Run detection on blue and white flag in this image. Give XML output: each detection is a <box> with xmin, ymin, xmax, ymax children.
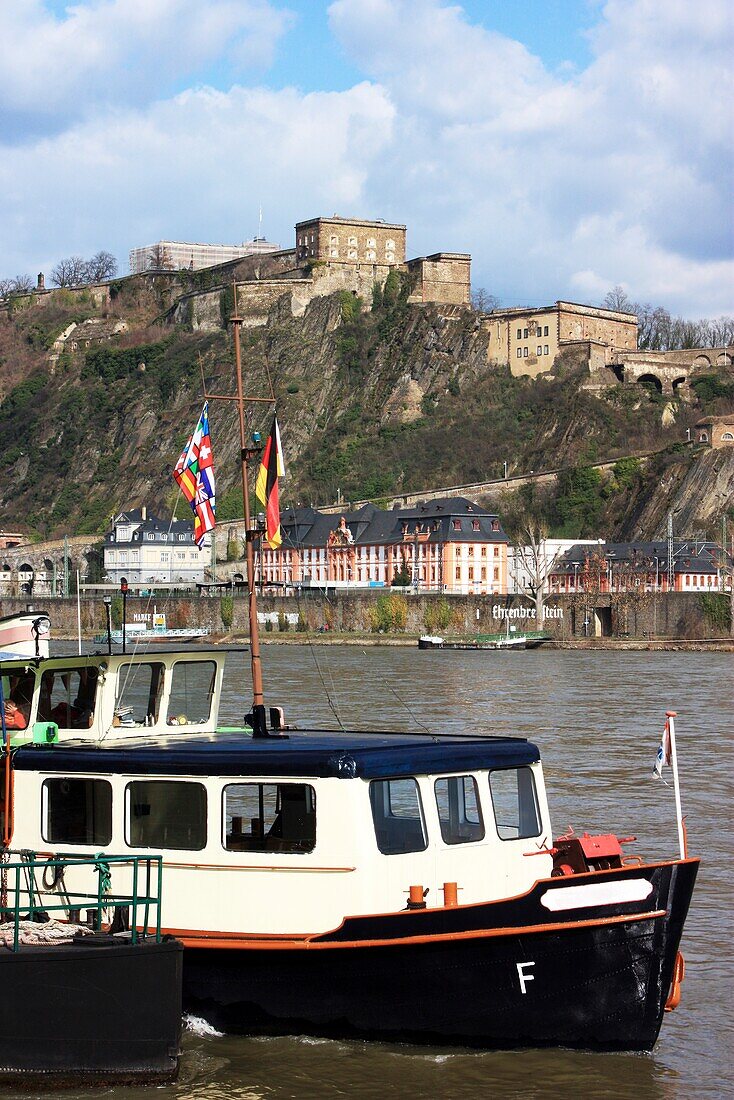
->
<box><xmin>653</xmin><ymin>719</ymin><xmax>672</xmax><ymax>781</ymax></box>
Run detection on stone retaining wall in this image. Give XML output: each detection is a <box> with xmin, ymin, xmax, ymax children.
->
<box><xmin>1</xmin><ymin>591</ymin><xmax>728</xmax><ymax>641</ymax></box>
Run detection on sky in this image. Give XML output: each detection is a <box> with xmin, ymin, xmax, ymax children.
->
<box><xmin>1</xmin><ymin>0</ymin><xmax>732</xmax><ymax>316</ymax></box>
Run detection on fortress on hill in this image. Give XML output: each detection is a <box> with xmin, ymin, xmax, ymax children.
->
<box><xmin>6</xmin><ymin>213</ymin><xmax>732</xmax><ymax>398</ymax></box>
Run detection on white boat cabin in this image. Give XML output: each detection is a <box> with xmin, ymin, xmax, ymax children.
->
<box><xmin>3</xmin><ymin>649</ymin><xmax>554</xmax><ymax>937</ymax></box>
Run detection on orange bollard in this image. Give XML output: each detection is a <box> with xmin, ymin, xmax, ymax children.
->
<box><xmin>443</xmin><ymin>882</ymin><xmax>458</xmax><ymax>907</ymax></box>
<box><xmin>407</xmin><ymin>884</ymin><xmax>426</xmax><ymax>909</ymax></box>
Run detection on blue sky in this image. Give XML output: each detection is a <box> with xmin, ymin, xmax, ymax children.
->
<box><xmin>1</xmin><ymin>1</ymin><xmax>732</xmax><ymax>315</ymax></box>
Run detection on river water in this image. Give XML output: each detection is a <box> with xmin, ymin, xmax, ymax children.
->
<box><xmin>16</xmin><ymin>647</ymin><xmax>733</xmax><ymax>1099</ymax></box>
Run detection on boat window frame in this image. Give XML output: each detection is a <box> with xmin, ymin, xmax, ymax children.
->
<box><xmin>124</xmin><ymin>779</ymin><xmax>208</xmax><ymax>852</ymax></box>
<box><xmin>221</xmin><ymin>781</ymin><xmax>317</xmax><ymax>855</ymax></box>
<box><xmin>114</xmin><ymin>660</ymin><xmax>166</xmax><ymax>728</ymax></box>
<box><xmin>488</xmin><ymin>765</ymin><xmax>542</xmax><ymax>841</ymax></box>
<box><xmin>165</xmin><ymin>659</ymin><xmax>217</xmax><ymax>728</ymax></box>
<box><xmin>434</xmin><ymin>773</ymin><xmax>485</xmax><ymax>845</ymax></box>
<box><xmin>41</xmin><ymin>776</ymin><xmax>113</xmax><ymax>847</ymax></box>
<box><xmin>369</xmin><ymin>776</ymin><xmax>429</xmax><ymax>856</ymax></box>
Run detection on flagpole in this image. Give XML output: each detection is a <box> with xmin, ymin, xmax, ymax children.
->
<box><xmin>231</xmin><ymin>311</ymin><xmax>267</xmax><ymax>738</ymax></box>
<box><xmin>666</xmin><ymin>710</ymin><xmax>686</xmax><ymax>859</ymax></box>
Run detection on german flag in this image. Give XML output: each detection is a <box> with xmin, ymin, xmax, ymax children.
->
<box><xmin>255</xmin><ymin>415</ymin><xmax>285</xmax><ymax>548</ymax></box>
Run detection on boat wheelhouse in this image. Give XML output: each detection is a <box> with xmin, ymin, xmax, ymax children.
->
<box><xmin>1</xmin><ymin>644</ymin><xmax>698</xmax><ymax>1050</ymax></box>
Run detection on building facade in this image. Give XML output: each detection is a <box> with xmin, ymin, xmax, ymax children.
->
<box><xmin>104</xmin><ymin>509</ymin><xmax>210</xmax><ymax>587</ymax></box>
<box><xmin>547</xmin><ymin>540</ymin><xmax>731</xmax><ymax>595</ymax></box>
<box><xmin>128</xmin><ymin>238</ymin><xmax>280</xmax><ymax>275</ymax></box>
<box><xmin>482</xmin><ymin>301</ymin><xmax>638</xmax><ymax>378</ymax></box>
<box><xmin>295</xmin><ymin>217</ymin><xmax>406</xmax><ymax>267</ymax></box>
<box><xmin>243</xmin><ymin>498</ymin><xmax>509</xmax><ymax>595</ymax></box>
<box><xmin>695</xmin><ymin>414</ymin><xmax>734</xmax><ymax>447</ymax></box>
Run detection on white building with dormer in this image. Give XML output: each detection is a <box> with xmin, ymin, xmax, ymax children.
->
<box><xmin>104</xmin><ymin>508</ymin><xmax>209</xmax><ymax>587</ymax></box>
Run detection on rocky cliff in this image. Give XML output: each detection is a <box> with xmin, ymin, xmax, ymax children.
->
<box><xmin>0</xmin><ymin>276</ymin><xmax>731</xmax><ymax>541</ymax></box>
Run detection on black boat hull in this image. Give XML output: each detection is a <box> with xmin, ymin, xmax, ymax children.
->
<box><xmin>182</xmin><ymin>860</ymin><xmax>697</xmax><ymax>1051</ymax></box>
<box><xmin>0</xmin><ymin>936</ymin><xmax>183</xmax><ymax>1085</ymax></box>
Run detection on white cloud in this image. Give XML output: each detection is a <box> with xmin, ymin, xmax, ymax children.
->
<box><xmin>327</xmin><ymin>0</ymin><xmax>734</xmax><ymax>316</ymax></box>
<box><xmin>0</xmin><ymin>0</ymin><xmax>292</xmax><ymax>140</ymax></box>
<box><xmin>0</xmin><ymin>81</ymin><xmax>394</xmax><ymax>274</ymax></box>
<box><xmin>1</xmin><ymin>0</ymin><xmax>731</xmax><ymax>317</ymax></box>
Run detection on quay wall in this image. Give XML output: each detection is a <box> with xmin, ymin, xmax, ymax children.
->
<box><xmin>1</xmin><ymin>592</ymin><xmax>729</xmax><ymax>642</ymax></box>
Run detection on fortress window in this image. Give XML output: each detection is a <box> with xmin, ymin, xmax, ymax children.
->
<box><xmin>330</xmin><ymin>235</ymin><xmax>338</xmax><ymax>244</ymax></box>
<box><xmin>517</xmin><ymin>328</ymin><xmax>521</xmax><ymax>339</ymax></box>
<box><xmin>544</xmin><ymin>345</ymin><xmax>549</xmax><ymax>355</ymax></box>
<box><xmin>348</xmin><ymin>236</ymin><xmax>357</xmax><ymax>246</ymax></box>
<box><xmin>386</xmin><ymin>239</ymin><xmax>395</xmax><ymax>249</ymax></box>
<box><xmin>537</xmin><ymin>346</ymin><xmax>542</xmax><ymax>355</ymax></box>
<box><xmin>544</xmin><ymin>325</ymin><xmax>549</xmax><ymax>336</ymax></box>
<box><xmin>348</xmin><ymin>249</ymin><xmax>357</xmax><ymax>259</ymax></box>
<box><xmin>366</xmin><ymin>250</ymin><xmax>376</xmax><ymax>261</ymax></box>
<box><xmin>523</xmin><ymin>347</ymin><xmax>529</xmax><ymax>357</ymax></box>
<box><xmin>517</xmin><ymin>348</ymin><xmax>522</xmax><ymax>358</ymax></box>
<box><xmin>330</xmin><ymin>249</ymin><xmax>338</xmax><ymax>258</ymax></box>
<box><xmin>386</xmin><ymin>251</ymin><xmax>395</xmax><ymax>262</ymax></box>
<box><xmin>367</xmin><ymin>238</ymin><xmax>376</xmax><ymax>248</ymax></box>
<box><xmin>523</xmin><ymin>328</ymin><xmax>528</xmax><ymax>338</ymax></box>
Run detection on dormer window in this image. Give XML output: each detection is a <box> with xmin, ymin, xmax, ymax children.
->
<box><xmin>472</xmin><ymin>520</ymin><xmax>480</xmax><ymax>531</ymax></box>
<box><xmin>491</xmin><ymin>519</ymin><xmax>500</xmax><ymax>532</ymax></box>
<box><xmin>452</xmin><ymin>520</ymin><xmax>461</xmax><ymax>531</ymax></box>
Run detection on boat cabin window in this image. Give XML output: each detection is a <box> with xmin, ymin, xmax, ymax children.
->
<box><xmin>369</xmin><ymin>778</ymin><xmax>428</xmax><ymax>855</ymax></box>
<box><xmin>223</xmin><ymin>783</ymin><xmax>316</xmax><ymax>853</ymax></box>
<box><xmin>42</xmin><ymin>778</ymin><xmax>112</xmax><ymax>845</ymax></box>
<box><xmin>434</xmin><ymin>775</ymin><xmax>484</xmax><ymax>844</ymax></box>
<box><xmin>39</xmin><ymin>666</ymin><xmax>99</xmax><ymax>729</ymax></box>
<box><xmin>1</xmin><ymin>671</ymin><xmax>35</xmax><ymax>730</ymax></box>
<box><xmin>166</xmin><ymin>661</ymin><xmax>216</xmax><ymax>726</ymax></box>
<box><xmin>114</xmin><ymin>662</ymin><xmax>164</xmax><ymax>727</ymax></box>
<box><xmin>126</xmin><ymin>781</ymin><xmax>207</xmax><ymax>850</ymax></box>
<box><xmin>489</xmin><ymin>767</ymin><xmax>541</xmax><ymax>840</ymax></box>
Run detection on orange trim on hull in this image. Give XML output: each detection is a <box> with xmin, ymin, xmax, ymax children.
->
<box><xmin>166</xmin><ymin>908</ymin><xmax>666</xmax><ymax>952</ymax></box>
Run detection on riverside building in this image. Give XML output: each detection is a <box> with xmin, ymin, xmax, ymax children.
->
<box><xmin>245</xmin><ymin>498</ymin><xmax>509</xmax><ymax>595</ymax></box>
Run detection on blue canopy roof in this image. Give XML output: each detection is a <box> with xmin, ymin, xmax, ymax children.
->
<box><xmin>13</xmin><ymin>730</ymin><xmax>540</xmax><ymax>779</ymax></box>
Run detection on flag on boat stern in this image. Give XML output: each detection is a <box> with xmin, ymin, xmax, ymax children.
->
<box><xmin>653</xmin><ymin>717</ymin><xmax>672</xmax><ymax>780</ymax></box>
<box><xmin>255</xmin><ymin>414</ymin><xmax>285</xmax><ymax>549</ymax></box>
<box><xmin>173</xmin><ymin>402</ymin><xmax>216</xmax><ymax>548</ymax></box>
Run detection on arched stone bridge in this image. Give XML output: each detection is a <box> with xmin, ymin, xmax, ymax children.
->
<box><xmin>614</xmin><ymin>347</ymin><xmax>733</xmax><ymax>396</ymax></box>
<box><xmin>0</xmin><ymin>535</ymin><xmax>101</xmax><ymax>597</ymax></box>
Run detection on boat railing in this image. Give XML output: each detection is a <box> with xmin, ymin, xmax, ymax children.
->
<box><xmin>0</xmin><ymin>851</ymin><xmax>163</xmax><ymax>951</ymax></box>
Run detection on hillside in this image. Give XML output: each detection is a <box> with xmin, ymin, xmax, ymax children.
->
<box><xmin>0</xmin><ymin>276</ymin><xmax>732</xmax><ymax>542</ymax></box>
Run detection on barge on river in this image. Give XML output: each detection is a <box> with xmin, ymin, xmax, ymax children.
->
<box><xmin>0</xmin><ymin>850</ymin><xmax>182</xmax><ymax>1085</ymax></box>
<box><xmin>0</xmin><ymin>640</ymin><xmax>697</xmax><ymax>1051</ymax></box>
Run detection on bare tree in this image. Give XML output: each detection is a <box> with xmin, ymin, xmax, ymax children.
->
<box><xmin>51</xmin><ymin>255</ymin><xmax>88</xmax><ymax>287</ymax></box>
<box><xmin>509</xmin><ymin>522</ymin><xmax>562</xmax><ymax>627</ymax></box>
<box><xmin>602</xmin><ymin>285</ymin><xmax>633</xmax><ymax>312</ymax></box>
<box><xmin>471</xmin><ymin>287</ymin><xmax>501</xmax><ymax>313</ymax></box>
<box><xmin>84</xmin><ymin>250</ymin><xmax>118</xmax><ymax>282</ymax></box>
<box><xmin>2</xmin><ymin>274</ymin><xmax>34</xmax><ymax>295</ymax></box>
<box><xmin>147</xmin><ymin>243</ymin><xmax>174</xmax><ymax>271</ymax></box>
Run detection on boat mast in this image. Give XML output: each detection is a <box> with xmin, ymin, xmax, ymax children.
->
<box><xmin>230</xmin><ymin>311</ymin><xmax>268</xmax><ymax>738</ymax></box>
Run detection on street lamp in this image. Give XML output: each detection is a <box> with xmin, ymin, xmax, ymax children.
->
<box><xmin>503</xmin><ymin>460</ymin><xmax>508</xmax><ymax>480</ymax></box>
<box><xmin>120</xmin><ymin>577</ymin><xmax>128</xmax><ymax>654</ymax></box>
<box><xmin>103</xmin><ymin>595</ymin><xmax>112</xmax><ymax>655</ymax></box>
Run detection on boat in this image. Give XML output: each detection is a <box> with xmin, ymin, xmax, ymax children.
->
<box><xmin>0</xmin><ymin>312</ymin><xmax>698</xmax><ymax>1052</ymax></box>
<box><xmin>93</xmin><ymin>609</ymin><xmax>209</xmax><ymax>646</ymax></box>
<box><xmin>0</xmin><ymin>609</ymin><xmax>51</xmax><ymax>659</ymax></box>
<box><xmin>0</xmin><ymin>850</ymin><xmax>182</xmax><ymax>1085</ymax></box>
<box><xmin>418</xmin><ymin>630</ymin><xmax>550</xmax><ymax>650</ymax></box>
